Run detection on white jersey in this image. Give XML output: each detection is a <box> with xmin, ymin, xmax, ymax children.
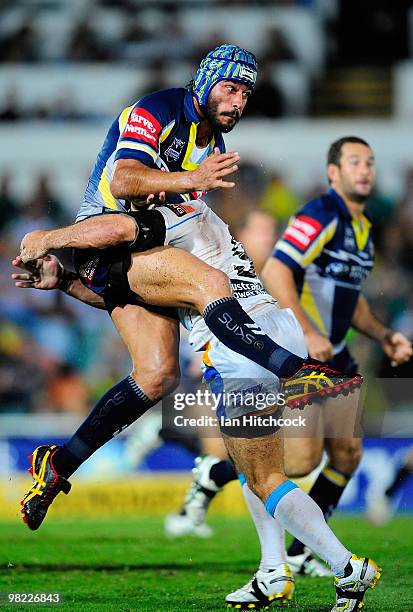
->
<box><xmin>155</xmin><ymin>199</ymin><xmax>277</xmax><ymax>351</ymax></box>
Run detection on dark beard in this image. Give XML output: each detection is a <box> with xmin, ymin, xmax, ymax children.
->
<box><xmin>348</xmin><ymin>191</ymin><xmax>369</xmax><ymax>204</ymax></box>
<box><xmin>205</xmin><ymin>98</ymin><xmax>240</xmax><ymax>133</ymax></box>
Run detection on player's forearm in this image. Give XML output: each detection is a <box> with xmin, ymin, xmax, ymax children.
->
<box><xmin>44</xmin><ymin>215</ymin><xmax>137</xmax><ymax>251</ymax></box>
<box><xmin>110</xmin><ymin>161</ymin><xmax>194</xmax><ymax>199</ymax></box>
<box><xmin>59</xmin><ymin>277</ymin><xmax>106</xmax><ymax>309</ymax></box>
<box><xmin>351</xmin><ymin>294</ymin><xmax>391</xmax><ymax>342</ymax></box>
<box><xmin>261</xmin><ymin>258</ymin><xmax>316</xmax><ymax>335</ymax></box>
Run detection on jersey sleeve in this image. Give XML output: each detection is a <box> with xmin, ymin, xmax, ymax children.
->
<box><xmin>272</xmin><ymin>201</ymin><xmax>338</xmax><ymax>272</ymax></box>
<box><xmin>114</xmin><ymin>93</ymin><xmax>173</xmax><ymax>168</ymax></box>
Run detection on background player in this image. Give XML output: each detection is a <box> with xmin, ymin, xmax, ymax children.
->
<box><xmin>262</xmin><ymin>136</ymin><xmax>412</xmax><ymax>574</ymax></box>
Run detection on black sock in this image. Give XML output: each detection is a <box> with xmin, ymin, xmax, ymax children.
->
<box><xmin>53</xmin><ymin>376</ymin><xmax>155</xmax><ymax>478</ymax></box>
<box><xmin>203</xmin><ymin>297</ymin><xmax>303</xmax><ymax>378</ymax></box>
<box><xmin>210</xmin><ymin>459</ymin><xmax>237</xmax><ymax>488</ymax></box>
<box><xmin>385</xmin><ymin>464</ymin><xmax>413</xmax><ymax>498</ymax></box>
<box><xmin>287</xmin><ymin>464</ymin><xmax>350</xmax><ymax>557</ymax></box>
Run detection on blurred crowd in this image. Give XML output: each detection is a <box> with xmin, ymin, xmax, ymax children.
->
<box><xmin>1</xmin><ymin>0</ymin><xmax>411</xmax><ymax>121</ymax></box>
<box><xmin>1</xmin><ymin>164</ymin><xmax>413</xmax><ymax>415</ymax></box>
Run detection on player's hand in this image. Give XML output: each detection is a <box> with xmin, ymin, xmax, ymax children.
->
<box><xmin>20</xmin><ymin>230</ymin><xmax>51</xmax><ymax>263</ymax></box>
<box><xmin>382</xmin><ymin>331</ymin><xmax>413</xmax><ymax>367</ymax></box>
<box><xmin>130</xmin><ymin>191</ymin><xmax>166</xmax><ymax>209</ymax></box>
<box><xmin>11</xmin><ymin>255</ymin><xmax>62</xmax><ymax>290</ymax></box>
<box><xmin>190</xmin><ymin>147</ymin><xmax>240</xmax><ymax>191</ymax></box>
<box><xmin>130</xmin><ymin>168</ymin><xmax>167</xmax><ymax>209</ymax></box>
<box><xmin>145</xmin><ymin>191</ymin><xmax>166</xmax><ymax>206</ymax></box>
<box><xmin>304</xmin><ymin>329</ymin><xmax>334</xmax><ymax>362</ymax></box>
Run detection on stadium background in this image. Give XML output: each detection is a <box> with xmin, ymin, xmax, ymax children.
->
<box><xmin>0</xmin><ymin>0</ymin><xmax>412</xmax><ymax>528</ymax></box>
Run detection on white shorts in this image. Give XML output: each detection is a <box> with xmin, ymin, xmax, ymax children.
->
<box><xmin>201</xmin><ymin>304</ymin><xmax>308</xmax><ymax>419</ymax></box>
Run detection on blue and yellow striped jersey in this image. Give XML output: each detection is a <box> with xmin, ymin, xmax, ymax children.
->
<box><xmin>76</xmin><ymin>88</ymin><xmax>225</xmax><ymax>221</ymax></box>
<box><xmin>272</xmin><ymin>188</ymin><xmax>374</xmax><ymax>351</ymax></box>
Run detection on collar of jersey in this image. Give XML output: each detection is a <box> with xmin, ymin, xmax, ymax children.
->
<box><xmin>327</xmin><ymin>187</ymin><xmax>373</xmax><ymax>223</ymax></box>
<box><xmin>184</xmin><ymin>89</ymin><xmax>201</xmax><ymax>124</ymax></box>
<box><xmin>326</xmin><ymin>188</ymin><xmax>354</xmax><ymax>220</ymax></box>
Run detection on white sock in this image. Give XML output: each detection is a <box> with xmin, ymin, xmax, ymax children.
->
<box><xmin>242</xmin><ymin>484</ymin><xmax>286</xmax><ymax>571</ymax></box>
<box><xmin>267</xmin><ymin>482</ymin><xmax>351</xmax><ymax>576</ymax></box>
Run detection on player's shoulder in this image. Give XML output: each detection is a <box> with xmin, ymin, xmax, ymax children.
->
<box><xmin>296</xmin><ymin>193</ymin><xmax>339</xmax><ymax>226</ymax></box>
<box><xmin>134</xmin><ymin>87</ymin><xmax>186</xmax><ymax>115</ymax></box>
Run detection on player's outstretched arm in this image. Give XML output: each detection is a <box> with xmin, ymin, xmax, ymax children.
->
<box><xmin>352</xmin><ymin>294</ymin><xmax>412</xmax><ymax>366</ymax></box>
<box><xmin>19</xmin><ymin>214</ymin><xmax>138</xmax><ymax>263</ymax></box>
<box><xmin>12</xmin><ymin>255</ymin><xmax>106</xmax><ymax>309</ymax></box>
<box><xmin>110</xmin><ymin>148</ymin><xmax>239</xmax><ymax>199</ymax></box>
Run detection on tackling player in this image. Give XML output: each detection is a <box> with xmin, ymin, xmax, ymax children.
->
<box><xmin>19</xmin><ymin>46</ymin><xmax>359</xmax><ymax>411</ymax></box>
<box><xmin>14</xmin><ymin>193</ymin><xmax>382</xmax><ymax>611</ymax></box>
<box><xmin>14</xmin><ymin>47</ymin><xmax>373</xmax><ymax>609</ymax></box>
<box><xmin>17</xmin><ymin>46</ymin><xmax>362</xmax><ymax>526</ymax></box>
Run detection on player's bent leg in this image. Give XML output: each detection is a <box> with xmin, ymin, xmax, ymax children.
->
<box><xmin>126</xmin><ymin>247</ymin><xmax>362</xmax><ymax>405</ymax></box>
<box><xmin>128</xmin><ymin>246</ymin><xmax>230</xmax><ymax>311</ymax></box>
<box><xmin>21</xmin><ymin>306</ymin><xmax>180</xmax><ymax>531</ymax></box>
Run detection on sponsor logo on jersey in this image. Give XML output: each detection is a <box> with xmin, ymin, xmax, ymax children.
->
<box><xmin>165</xmin><ymin>137</ymin><xmax>186</xmax><ymax>162</ymax></box>
<box><xmin>122</xmin><ymin>108</ymin><xmax>161</xmax><ymax>147</ymax></box>
<box><xmin>283</xmin><ymin>215</ymin><xmax>323</xmax><ymax>252</ymax></box>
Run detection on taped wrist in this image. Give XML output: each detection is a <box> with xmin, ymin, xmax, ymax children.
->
<box><xmin>127</xmin><ymin>209</ymin><xmax>166</xmax><ymax>252</ymax></box>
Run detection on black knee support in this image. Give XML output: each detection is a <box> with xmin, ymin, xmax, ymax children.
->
<box><xmin>127</xmin><ymin>209</ymin><xmax>166</xmax><ymax>252</ymax></box>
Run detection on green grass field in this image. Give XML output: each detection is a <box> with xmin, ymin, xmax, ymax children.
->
<box><xmin>0</xmin><ymin>515</ymin><xmax>412</xmax><ymax>611</ymax></box>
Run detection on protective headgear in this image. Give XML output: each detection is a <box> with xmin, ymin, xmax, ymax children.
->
<box><xmin>192</xmin><ymin>44</ymin><xmax>257</xmax><ymax>107</ymax></box>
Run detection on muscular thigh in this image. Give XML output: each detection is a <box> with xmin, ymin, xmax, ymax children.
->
<box><xmin>127</xmin><ymin>246</ymin><xmax>230</xmax><ymax>310</ymax></box>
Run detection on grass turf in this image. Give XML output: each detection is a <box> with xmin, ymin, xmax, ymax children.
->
<box><xmin>0</xmin><ymin>515</ymin><xmax>412</xmax><ymax>611</ymax></box>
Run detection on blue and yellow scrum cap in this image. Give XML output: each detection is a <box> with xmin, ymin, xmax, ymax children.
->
<box><xmin>193</xmin><ymin>44</ymin><xmax>257</xmax><ymax>107</ymax></box>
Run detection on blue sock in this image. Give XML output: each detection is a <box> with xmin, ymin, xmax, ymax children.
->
<box><xmin>203</xmin><ymin>297</ymin><xmax>303</xmax><ymax>377</ymax></box>
<box><xmin>264</xmin><ymin>480</ymin><xmax>299</xmax><ymax>516</ymax></box>
<box><xmin>53</xmin><ymin>376</ymin><xmax>154</xmax><ymax>478</ymax></box>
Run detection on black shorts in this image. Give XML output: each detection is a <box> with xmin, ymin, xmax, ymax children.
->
<box><xmin>72</xmin><ymin>209</ymin><xmax>174</xmax><ymax>318</ymax></box>
<box><xmin>73</xmin><ymin>245</ymin><xmax>134</xmax><ymax>313</ymax></box>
